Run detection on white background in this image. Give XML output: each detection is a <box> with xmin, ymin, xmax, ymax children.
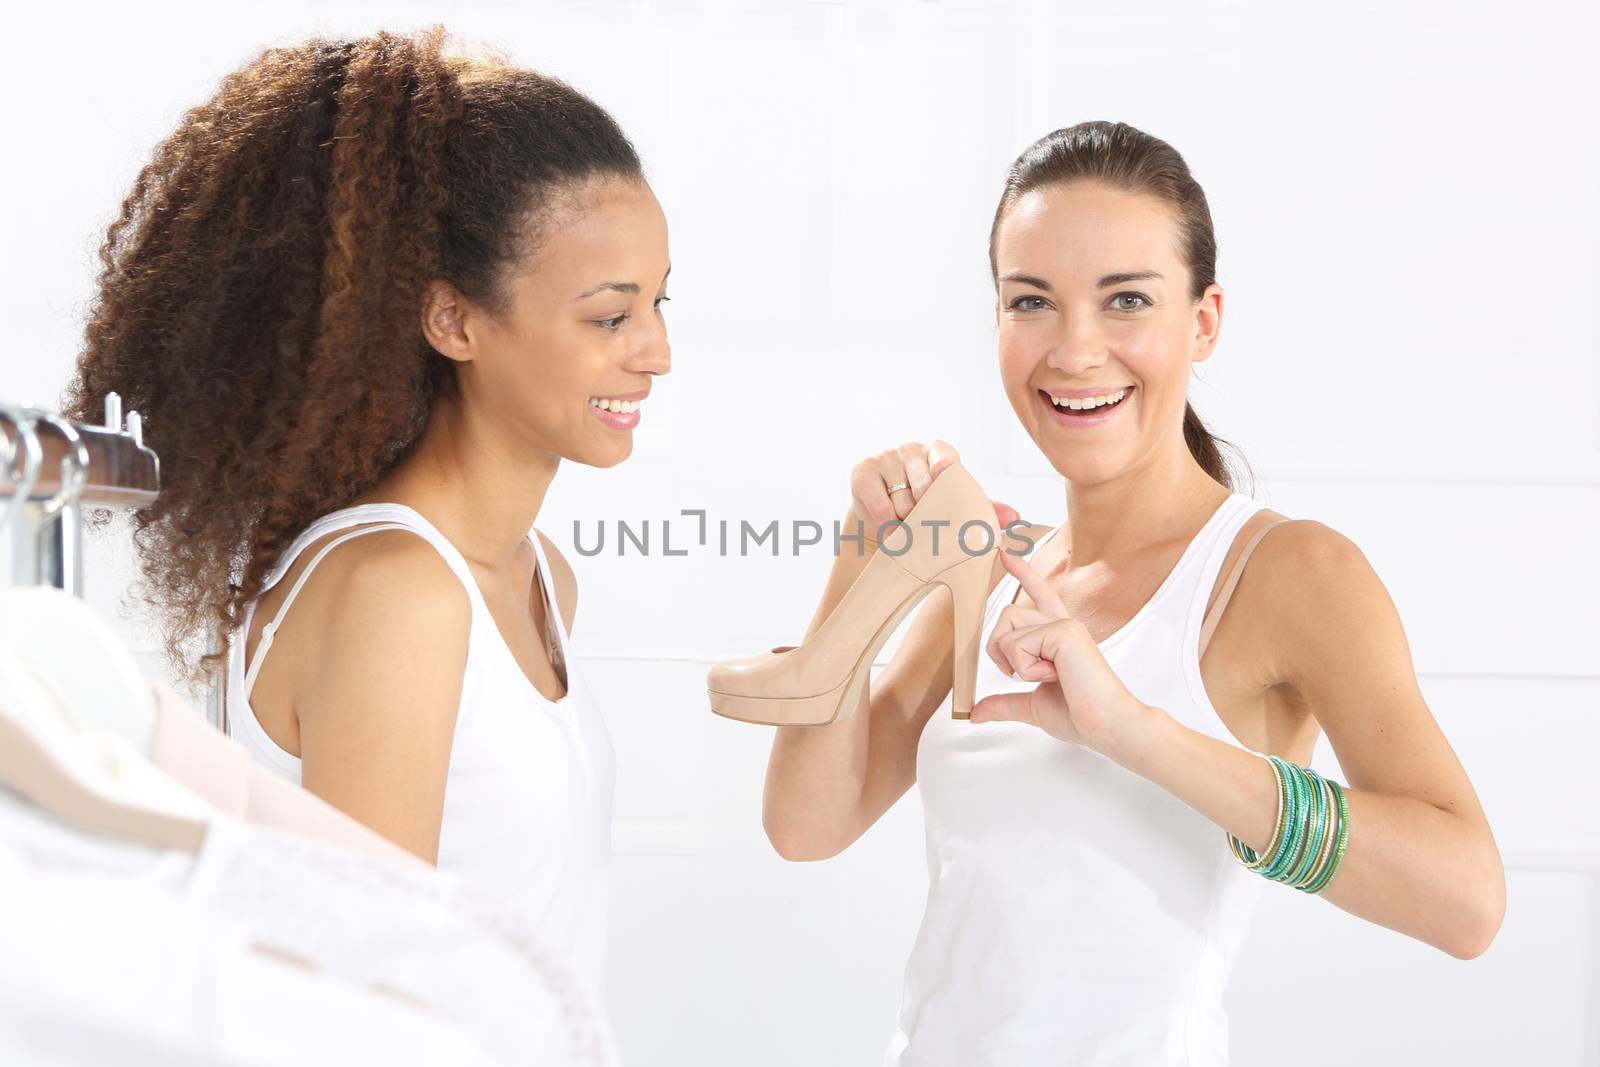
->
<box><xmin>4</xmin><ymin>1</ymin><xmax>1598</xmax><ymax>1063</ymax></box>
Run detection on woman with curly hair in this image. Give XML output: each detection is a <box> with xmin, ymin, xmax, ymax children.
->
<box><xmin>65</xmin><ymin>26</ymin><xmax>670</xmax><ymax>1005</ymax></box>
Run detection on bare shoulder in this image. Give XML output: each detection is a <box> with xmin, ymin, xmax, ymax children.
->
<box><xmin>314</xmin><ymin>527</ymin><xmax>471</xmax><ymax>613</ymax></box>
<box><xmin>533</xmin><ymin>528</ymin><xmax>578</xmax><ymax>633</ymax></box>
<box><xmin>289</xmin><ymin>528</ymin><xmax>472</xmax><ymax>863</ymax></box>
<box><xmin>252</xmin><ymin>524</ymin><xmax>471</xmax><ymax>665</ymax></box>
<box><xmin>1240</xmin><ymin>516</ymin><xmax>1405</xmax><ymax>682</ymax></box>
<box><xmin>1246</xmin><ymin>515</ymin><xmax>1375</xmax><ymax>591</ymax></box>
<box><xmin>308</xmin><ymin>528</ymin><xmax>473</xmax><ymax>671</ymax></box>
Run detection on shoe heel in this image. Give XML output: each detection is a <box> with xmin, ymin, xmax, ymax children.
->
<box><xmin>939</xmin><ymin>550</ymin><xmax>996</xmax><ymax>720</ymax></box>
<box><xmin>706</xmin><ymin>459</ymin><xmax>1001</xmax><ymax>729</ymax></box>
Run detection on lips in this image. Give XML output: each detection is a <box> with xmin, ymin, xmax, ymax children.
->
<box><xmin>590</xmin><ymin>401</ymin><xmax>641</xmax><ymax>430</ymax></box>
<box><xmin>1039</xmin><ymin>386</ymin><xmax>1134</xmax><ymax>427</ymax></box>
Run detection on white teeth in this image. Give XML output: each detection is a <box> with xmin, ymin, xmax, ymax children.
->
<box><xmin>590</xmin><ymin>398</ymin><xmax>640</xmax><ymax>413</ymax></box>
<box><xmin>1049</xmin><ymin>388</ymin><xmax>1128</xmax><ymax>411</ymax></box>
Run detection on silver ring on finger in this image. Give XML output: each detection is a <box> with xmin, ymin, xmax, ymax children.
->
<box><xmin>886</xmin><ymin>480</ymin><xmax>910</xmax><ymax>494</ymax></box>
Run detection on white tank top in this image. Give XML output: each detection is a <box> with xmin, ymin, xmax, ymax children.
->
<box><xmin>224</xmin><ymin>503</ymin><xmax>616</xmax><ymax>1007</ymax></box>
<box><xmin>886</xmin><ymin>491</ymin><xmax>1276</xmax><ymax>1067</ymax></box>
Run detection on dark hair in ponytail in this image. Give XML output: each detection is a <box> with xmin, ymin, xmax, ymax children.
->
<box><xmin>65</xmin><ymin>25</ymin><xmax>643</xmax><ymax>685</ymax></box>
<box><xmin>988</xmin><ymin>120</ymin><xmax>1253</xmax><ymax>494</ymax></box>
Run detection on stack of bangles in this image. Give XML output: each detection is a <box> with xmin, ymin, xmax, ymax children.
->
<box><xmin>1227</xmin><ymin>753</ymin><xmax>1351</xmax><ymax>894</ymax></box>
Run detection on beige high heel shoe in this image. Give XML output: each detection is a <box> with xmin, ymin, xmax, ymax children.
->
<box><xmin>707</xmin><ymin>461</ymin><xmax>999</xmax><ymax>727</ymax></box>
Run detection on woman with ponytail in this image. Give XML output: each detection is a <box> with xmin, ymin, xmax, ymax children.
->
<box><xmin>759</xmin><ymin>121</ymin><xmax>1503</xmax><ymax>1064</ymax></box>
<box><xmin>66</xmin><ymin>26</ymin><xmax>670</xmax><ymax>1005</ymax></box>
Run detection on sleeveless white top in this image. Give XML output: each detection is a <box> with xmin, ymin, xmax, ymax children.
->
<box><xmin>225</xmin><ymin>503</ymin><xmax>616</xmax><ymax>1006</ymax></box>
<box><xmin>885</xmin><ymin>492</ymin><xmax>1272</xmax><ymax>1066</ymax></box>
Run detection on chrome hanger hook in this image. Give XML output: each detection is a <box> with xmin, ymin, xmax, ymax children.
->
<box><xmin>0</xmin><ymin>402</ymin><xmax>43</xmax><ymax>534</ymax></box>
<box><xmin>30</xmin><ymin>410</ymin><xmax>91</xmax><ymax>519</ymax></box>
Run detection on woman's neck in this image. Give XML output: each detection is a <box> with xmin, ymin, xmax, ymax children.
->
<box><xmin>356</xmin><ymin>396</ymin><xmax>558</xmax><ymax>572</ymax></box>
<box><xmin>1057</xmin><ymin>446</ymin><xmax>1228</xmax><ymax>570</ymax></box>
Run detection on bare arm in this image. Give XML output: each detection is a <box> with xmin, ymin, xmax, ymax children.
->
<box><xmin>295</xmin><ymin>535</ymin><xmax>472</xmax><ymax>865</ymax></box>
<box><xmin>762</xmin><ymin>449</ymin><xmax>1021</xmax><ymax>861</ymax></box>
<box><xmin>1104</xmin><ymin>521</ymin><xmax>1506</xmax><ymax>958</ymax></box>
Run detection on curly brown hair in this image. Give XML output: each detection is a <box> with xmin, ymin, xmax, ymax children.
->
<box><xmin>65</xmin><ymin>25</ymin><xmax>643</xmax><ymax>688</ymax></box>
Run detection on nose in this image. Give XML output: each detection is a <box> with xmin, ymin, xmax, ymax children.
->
<box><xmin>628</xmin><ymin>314</ymin><xmax>671</xmax><ymax>376</ymax></box>
<box><xmin>1044</xmin><ymin>309</ymin><xmax>1108</xmax><ymax>376</ymax></box>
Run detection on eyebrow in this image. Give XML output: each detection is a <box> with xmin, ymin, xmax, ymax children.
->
<box><xmin>998</xmin><ymin>271</ymin><xmax>1052</xmax><ymax>291</ymax></box>
<box><xmin>576</xmin><ymin>281</ymin><xmax>640</xmax><ymax>299</ymax></box>
<box><xmin>575</xmin><ymin>265</ymin><xmax>672</xmax><ymax>301</ymax></box>
<box><xmin>997</xmin><ymin>269</ymin><xmax>1165</xmax><ymax>291</ymax></box>
<box><xmin>1097</xmin><ymin>270</ymin><xmax>1163</xmax><ymax>287</ymax></box>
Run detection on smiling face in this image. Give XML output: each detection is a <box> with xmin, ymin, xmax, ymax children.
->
<box><xmin>427</xmin><ymin>175</ymin><xmax>672</xmax><ymax>468</ymax></box>
<box><xmin>992</xmin><ymin>179</ymin><xmax>1221</xmax><ymax>484</ymax></box>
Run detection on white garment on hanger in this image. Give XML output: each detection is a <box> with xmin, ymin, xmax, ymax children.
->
<box><xmin>0</xmin><ymin>787</ymin><xmax>623</xmax><ymax>1067</ymax></box>
<box><xmin>0</xmin><ymin>788</ymin><xmax>493</xmax><ymax>1066</ymax></box>
<box><xmin>0</xmin><ymin>581</ymin><xmax>622</xmax><ymax>1067</ymax></box>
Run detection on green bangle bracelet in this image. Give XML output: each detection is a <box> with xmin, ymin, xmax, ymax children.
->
<box><xmin>1273</xmin><ymin>761</ymin><xmax>1315</xmax><ymax>884</ymax></box>
<box><xmin>1228</xmin><ymin>755</ymin><xmax>1354</xmax><ymax>897</ymax></box>
<box><xmin>1302</xmin><ymin>778</ymin><xmax>1351</xmax><ymax>894</ymax></box>
<box><xmin>1292</xmin><ymin>771</ymin><xmax>1337</xmax><ymax>890</ymax></box>
<box><xmin>1284</xmin><ymin>765</ymin><xmax>1330</xmax><ymax>887</ymax></box>
<box><xmin>1230</xmin><ymin>753</ymin><xmax>1289</xmax><ymax>870</ymax></box>
<box><xmin>1261</xmin><ymin>756</ymin><xmax>1309</xmax><ymax>881</ymax></box>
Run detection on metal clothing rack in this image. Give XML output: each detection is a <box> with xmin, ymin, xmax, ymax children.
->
<box><xmin>0</xmin><ymin>393</ymin><xmax>159</xmax><ymax>595</ymax></box>
<box><xmin>0</xmin><ymin>395</ymin><xmax>223</xmax><ymax>727</ymax></box>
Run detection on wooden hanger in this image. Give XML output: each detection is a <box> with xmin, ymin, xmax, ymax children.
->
<box><xmin>0</xmin><ymin>708</ymin><xmax>205</xmax><ymax>854</ymax></box>
<box><xmin>0</xmin><ymin>602</ymin><xmax>210</xmax><ymax>855</ymax></box>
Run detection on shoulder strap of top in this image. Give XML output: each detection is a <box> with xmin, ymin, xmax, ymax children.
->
<box><xmin>526</xmin><ymin>530</ymin><xmax>571</xmax><ymax>685</ymax></box>
<box><xmin>242</xmin><ymin>505</ymin><xmax>488</xmax><ymax>702</ymax></box>
<box><xmin>526</xmin><ymin>534</ymin><xmax>563</xmax><ymax>640</ymax></box>
<box><xmin>243</xmin><ymin>522</ymin><xmax>418</xmax><ymax>700</ymax></box>
<box><xmin>1198</xmin><ymin>516</ymin><xmax>1299</xmax><ymax>658</ymax></box>
<box><xmin>998</xmin><ymin>522</ymin><xmax>1063</xmax><ymax>610</ymax></box>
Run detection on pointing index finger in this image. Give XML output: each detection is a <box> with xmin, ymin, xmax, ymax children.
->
<box><xmin>1000</xmin><ymin>547</ymin><xmax>1069</xmax><ymax>618</ymax></box>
